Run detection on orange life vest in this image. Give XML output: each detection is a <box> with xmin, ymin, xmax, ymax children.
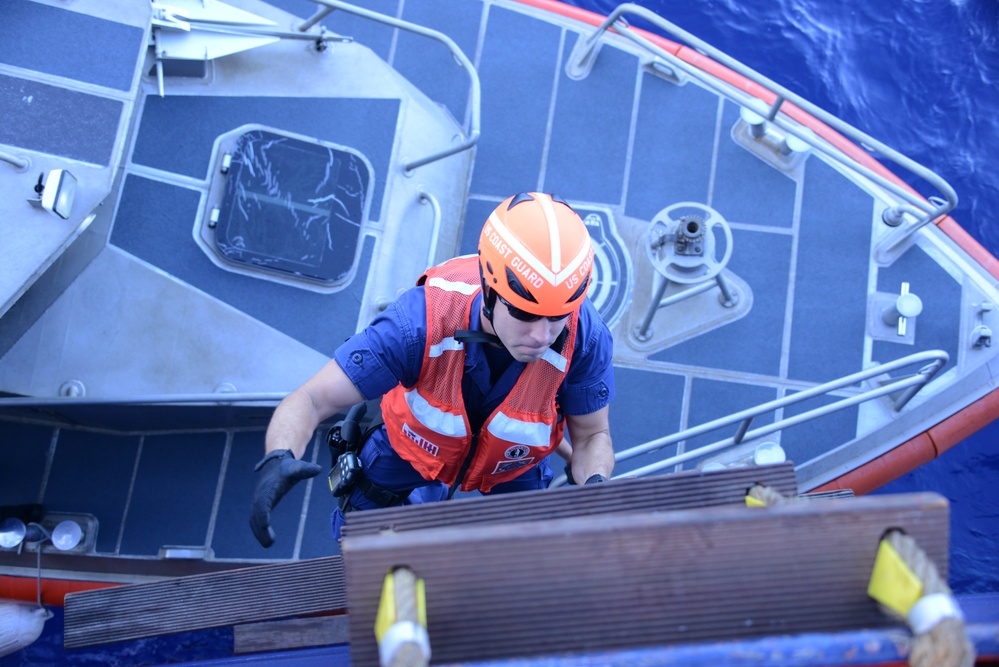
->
<box><xmin>380</xmin><ymin>256</ymin><xmax>578</xmax><ymax>493</ymax></box>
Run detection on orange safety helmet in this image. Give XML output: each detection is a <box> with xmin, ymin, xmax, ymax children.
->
<box><xmin>478</xmin><ymin>192</ymin><xmax>594</xmax><ymax>319</ymax></box>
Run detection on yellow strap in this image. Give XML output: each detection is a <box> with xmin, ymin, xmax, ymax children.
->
<box><xmin>375</xmin><ymin>570</ymin><xmax>396</xmax><ymax>642</ymax></box>
<box><xmin>745</xmin><ymin>494</ymin><xmax>767</xmax><ymax>508</ymax></box>
<box><xmin>375</xmin><ymin>569</ymin><xmax>428</xmax><ymax>641</ymax></box>
<box><xmin>868</xmin><ymin>538</ymin><xmax>923</xmax><ymax>617</ymax></box>
<box><xmin>416</xmin><ymin>576</ymin><xmax>427</xmax><ymax>628</ymax></box>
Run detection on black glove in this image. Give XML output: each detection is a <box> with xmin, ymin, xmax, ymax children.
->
<box><xmin>565</xmin><ymin>469</ymin><xmax>607</xmax><ymax>485</ymax></box>
<box><xmin>250</xmin><ymin>449</ymin><xmax>321</xmax><ymax>547</ymax></box>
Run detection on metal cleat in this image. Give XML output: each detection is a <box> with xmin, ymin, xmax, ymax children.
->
<box><xmin>881</xmin><ymin>282</ymin><xmax>923</xmax><ymax>337</ymax></box>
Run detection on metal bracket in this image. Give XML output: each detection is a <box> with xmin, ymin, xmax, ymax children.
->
<box><xmin>971</xmin><ymin>301</ymin><xmax>993</xmax><ymax>348</ymax></box>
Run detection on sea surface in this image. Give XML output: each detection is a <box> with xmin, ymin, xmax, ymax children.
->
<box><xmin>568</xmin><ymin>0</ymin><xmax>999</xmax><ymax>595</ymax></box>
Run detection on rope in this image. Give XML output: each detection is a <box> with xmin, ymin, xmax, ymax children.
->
<box><xmin>388</xmin><ymin>640</ymin><xmax>427</xmax><ymax>667</ymax></box>
<box><xmin>881</xmin><ymin>531</ymin><xmax>975</xmax><ymax>667</ymax></box>
<box><xmin>746</xmin><ymin>485</ymin><xmax>975</xmax><ymax>667</ymax></box>
<box><xmin>746</xmin><ymin>483</ymin><xmax>794</xmax><ymax>507</ymax></box>
<box><xmin>389</xmin><ymin>568</ymin><xmax>427</xmax><ymax>667</ymax></box>
<box><xmin>375</xmin><ymin>567</ymin><xmax>430</xmax><ymax>667</ymax></box>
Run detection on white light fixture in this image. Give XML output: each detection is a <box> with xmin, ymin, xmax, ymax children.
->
<box><xmin>0</xmin><ymin>518</ymin><xmax>25</xmax><ymax>549</ymax></box>
<box><xmin>51</xmin><ymin>521</ymin><xmax>84</xmax><ymax>551</ymax></box>
<box><xmin>27</xmin><ymin>169</ymin><xmax>77</xmax><ymax>219</ymax></box>
<box><xmin>0</xmin><ymin>518</ymin><xmax>83</xmax><ymax>552</ymax></box>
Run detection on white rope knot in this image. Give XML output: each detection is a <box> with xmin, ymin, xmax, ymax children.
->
<box><xmin>378</xmin><ymin>620</ymin><xmax>431</xmax><ymax>667</ymax></box>
<box><xmin>907</xmin><ymin>593</ymin><xmax>964</xmax><ymax>635</ymax></box>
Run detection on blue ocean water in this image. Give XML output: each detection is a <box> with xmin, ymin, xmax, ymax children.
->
<box><xmin>569</xmin><ymin>0</ymin><xmax>999</xmax><ymax>594</ymax></box>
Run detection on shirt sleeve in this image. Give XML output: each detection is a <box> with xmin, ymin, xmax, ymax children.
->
<box><xmin>333</xmin><ymin>286</ymin><xmax>427</xmax><ymax>399</ymax></box>
<box><xmin>559</xmin><ymin>299</ymin><xmax>615</xmax><ymax>416</ymax></box>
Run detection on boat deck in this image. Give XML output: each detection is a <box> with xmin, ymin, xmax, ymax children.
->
<box><xmin>1</xmin><ymin>0</ymin><xmax>995</xmax><ymax>577</ymax></box>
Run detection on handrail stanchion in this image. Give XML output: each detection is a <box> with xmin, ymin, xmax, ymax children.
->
<box><xmin>297</xmin><ymin>5</ymin><xmax>334</xmax><ymax>32</ymax></box>
<box><xmin>892</xmin><ymin>358</ymin><xmax>949</xmax><ymax>411</ymax></box>
<box><xmin>419</xmin><ymin>191</ymin><xmax>442</xmax><ymax>268</ymax></box>
<box><xmin>733</xmin><ymin>417</ymin><xmax>753</xmax><ymax>445</ymax></box>
<box><xmin>766</xmin><ymin>95</ymin><xmax>785</xmax><ymax>121</ymax></box>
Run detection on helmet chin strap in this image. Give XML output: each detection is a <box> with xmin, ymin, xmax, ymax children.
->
<box><xmin>467</xmin><ymin>284</ymin><xmax>502</xmax><ymax>348</ymax></box>
<box><xmin>479</xmin><ymin>268</ymin><xmax>498</xmax><ymax>324</ymax></box>
<box><xmin>454</xmin><ymin>328</ymin><xmax>502</xmax><ymax>347</ymax></box>
<box><xmin>460</xmin><ymin>268</ymin><xmax>501</xmax><ymax>347</ymax></box>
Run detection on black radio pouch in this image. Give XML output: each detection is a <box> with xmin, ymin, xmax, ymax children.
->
<box><xmin>326</xmin><ymin>402</ymin><xmax>405</xmax><ymax>508</ymax></box>
<box><xmin>326</xmin><ymin>403</ymin><xmax>368</xmax><ymax>498</ymax></box>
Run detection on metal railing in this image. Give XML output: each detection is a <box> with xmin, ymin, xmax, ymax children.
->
<box><xmin>0</xmin><ymin>150</ymin><xmax>30</xmax><ymax>171</ymax></box>
<box><xmin>298</xmin><ymin>0</ymin><xmax>481</xmax><ymax>174</ymax></box>
<box><xmin>553</xmin><ymin>349</ymin><xmax>949</xmax><ymax>485</ymax></box>
<box><xmin>566</xmin><ymin>4</ymin><xmax>957</xmax><ymax>264</ymax></box>
<box><xmin>0</xmin><ymin>355</ymin><xmax>948</xmax><ymax>481</ymax></box>
<box><xmin>419</xmin><ymin>190</ymin><xmax>443</xmax><ymax>267</ymax></box>
<box><xmin>0</xmin><ymin>392</ymin><xmax>287</xmax><ymax>408</ymax></box>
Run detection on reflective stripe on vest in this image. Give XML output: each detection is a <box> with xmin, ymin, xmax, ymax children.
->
<box><xmin>429</xmin><ymin>336</ymin><xmax>463</xmax><ymax>358</ymax></box>
<box><xmin>427</xmin><ymin>276</ymin><xmax>479</xmax><ymax>295</ymax></box>
<box><xmin>404</xmin><ymin>387</ymin><xmax>467</xmax><ymax>438</ymax></box>
<box><xmin>486</xmin><ymin>410</ymin><xmax>552</xmax><ymax>448</ymax></box>
<box><xmin>541</xmin><ymin>347</ymin><xmax>567</xmax><ymax>372</ymax></box>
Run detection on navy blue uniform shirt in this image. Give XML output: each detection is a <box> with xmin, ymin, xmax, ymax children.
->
<box><xmin>333</xmin><ymin>286</ymin><xmax>615</xmax><ymax>425</ymax></box>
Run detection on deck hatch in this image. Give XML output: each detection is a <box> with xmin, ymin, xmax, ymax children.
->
<box><xmin>211</xmin><ymin>129</ymin><xmax>372</xmax><ymax>287</ymax></box>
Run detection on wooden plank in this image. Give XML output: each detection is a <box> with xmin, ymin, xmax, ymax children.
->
<box><xmin>343</xmin><ymin>462</ymin><xmax>800</xmax><ymax>537</ymax></box>
<box><xmin>341</xmin><ymin>492</ymin><xmax>949</xmax><ymax>666</ymax></box>
<box><xmin>64</xmin><ymin>556</ymin><xmax>347</xmax><ymax>649</ymax></box>
<box><xmin>234</xmin><ymin>614</ymin><xmax>351</xmax><ymax>654</ymax></box>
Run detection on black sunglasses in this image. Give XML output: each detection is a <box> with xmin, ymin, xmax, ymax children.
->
<box><xmin>497</xmin><ymin>294</ymin><xmax>569</xmax><ymax>323</ymax></box>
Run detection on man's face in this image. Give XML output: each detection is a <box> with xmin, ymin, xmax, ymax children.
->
<box><xmin>486</xmin><ymin>295</ymin><xmax>569</xmax><ymax>363</ymax></box>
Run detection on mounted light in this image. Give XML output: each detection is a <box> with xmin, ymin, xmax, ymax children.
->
<box><xmin>0</xmin><ymin>518</ymin><xmax>26</xmax><ymax>549</ymax></box>
<box><xmin>27</xmin><ymin>169</ymin><xmax>77</xmax><ymax>219</ymax></box>
<box><xmin>0</xmin><ymin>518</ymin><xmax>83</xmax><ymax>551</ymax></box>
<box><xmin>51</xmin><ymin>521</ymin><xmax>84</xmax><ymax>551</ymax></box>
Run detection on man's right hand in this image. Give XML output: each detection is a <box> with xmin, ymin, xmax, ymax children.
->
<box><xmin>249</xmin><ymin>449</ymin><xmax>321</xmax><ymax>547</ymax></box>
